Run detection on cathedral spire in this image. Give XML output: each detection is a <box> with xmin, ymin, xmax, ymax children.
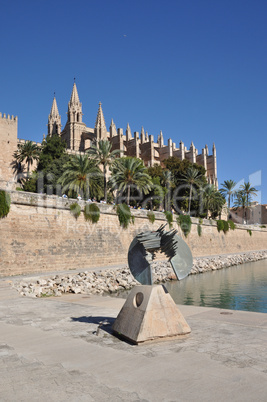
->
<box><xmin>67</xmin><ymin>82</ymin><xmax>83</xmax><ymax>123</ymax></box>
<box><xmin>126</xmin><ymin>123</ymin><xmax>132</xmax><ymax>141</ymax></box>
<box><xmin>109</xmin><ymin>118</ymin><xmax>117</xmax><ymax>138</ymax></box>
<box><xmin>95</xmin><ymin>102</ymin><xmax>107</xmax><ymax>140</ymax></box>
<box><xmin>70</xmin><ymin>82</ymin><xmax>80</xmax><ymax>106</ymax></box>
<box><xmin>95</xmin><ymin>102</ymin><xmax>106</xmax><ymax>130</ymax></box>
<box><xmin>48</xmin><ymin>94</ymin><xmax>61</xmax><ymax>136</ymax></box>
<box><xmin>157</xmin><ymin>130</ymin><xmax>164</xmax><ymax>147</ymax></box>
<box><xmin>49</xmin><ymin>95</ymin><xmax>60</xmax><ymax>120</ymax></box>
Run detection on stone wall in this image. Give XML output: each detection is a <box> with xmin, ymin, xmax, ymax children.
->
<box><xmin>1</xmin><ymin>191</ymin><xmax>267</xmax><ymax>277</ymax></box>
<box><xmin>0</xmin><ymin>114</ymin><xmax>18</xmax><ymax>189</ymax></box>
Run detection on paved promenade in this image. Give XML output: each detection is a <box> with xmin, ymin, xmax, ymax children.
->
<box><xmin>0</xmin><ymin>277</ymin><xmax>267</xmax><ymax>402</ymax></box>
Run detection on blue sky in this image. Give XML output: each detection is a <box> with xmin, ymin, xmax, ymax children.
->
<box><xmin>1</xmin><ymin>0</ymin><xmax>266</xmax><ymax>202</ymax></box>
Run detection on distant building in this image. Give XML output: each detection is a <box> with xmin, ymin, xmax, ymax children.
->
<box><xmin>0</xmin><ymin>82</ymin><xmax>218</xmax><ymax>188</ymax></box>
<box><xmin>230</xmin><ymin>202</ymin><xmax>267</xmax><ymax>225</ymax></box>
<box><xmin>48</xmin><ymin>82</ymin><xmax>218</xmax><ymax>186</ymax></box>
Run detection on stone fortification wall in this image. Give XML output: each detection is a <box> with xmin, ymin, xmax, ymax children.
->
<box><xmin>0</xmin><ymin>114</ymin><xmax>18</xmax><ymax>188</ymax></box>
<box><xmin>0</xmin><ymin>191</ymin><xmax>267</xmax><ymax>277</ymax></box>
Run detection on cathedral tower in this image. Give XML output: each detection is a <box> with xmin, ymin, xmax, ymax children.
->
<box><xmin>61</xmin><ymin>82</ymin><xmax>86</xmax><ymax>151</ymax></box>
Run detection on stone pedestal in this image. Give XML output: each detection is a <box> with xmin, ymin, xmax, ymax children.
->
<box><xmin>112</xmin><ymin>285</ymin><xmax>191</xmax><ymax>344</ymax></box>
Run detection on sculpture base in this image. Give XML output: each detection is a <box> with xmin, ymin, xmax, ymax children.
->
<box><xmin>112</xmin><ymin>285</ymin><xmax>191</xmax><ymax>344</ymax></box>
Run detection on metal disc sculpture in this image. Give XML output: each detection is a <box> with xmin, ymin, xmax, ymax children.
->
<box><xmin>128</xmin><ymin>224</ymin><xmax>193</xmax><ymax>285</ymax></box>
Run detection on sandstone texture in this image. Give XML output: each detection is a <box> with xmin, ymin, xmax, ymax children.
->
<box><xmin>113</xmin><ymin>285</ymin><xmax>191</xmax><ymax>343</ymax></box>
<box><xmin>1</xmin><ymin>191</ymin><xmax>267</xmax><ymax>278</ymax></box>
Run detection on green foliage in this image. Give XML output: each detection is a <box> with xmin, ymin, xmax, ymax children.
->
<box><xmin>164</xmin><ymin>156</ymin><xmax>207</xmax><ymax>216</ymax></box>
<box><xmin>13</xmin><ymin>141</ymin><xmax>40</xmax><ymax>176</ymax></box>
<box><xmin>164</xmin><ymin>210</ymin><xmax>173</xmax><ymax>228</ymax></box>
<box><xmin>147</xmin><ymin>164</ymin><xmax>165</xmax><ymax>182</ymax></box>
<box><xmin>219</xmin><ymin>179</ymin><xmax>237</xmax><ymax>213</ymax></box>
<box><xmin>247</xmin><ymin>229</ymin><xmax>252</xmax><ymax>236</ymax></box>
<box><xmin>202</xmin><ymin>184</ymin><xmax>225</xmax><ymax>218</ymax></box>
<box><xmin>260</xmin><ymin>225</ymin><xmax>266</xmax><ymax>228</ymax></box>
<box><xmin>228</xmin><ymin>220</ymin><xmax>236</xmax><ymax>230</ymax></box>
<box><xmin>164</xmin><ymin>157</ymin><xmax>206</xmax><ymax>181</ymax></box>
<box><xmin>116</xmin><ymin>203</ymin><xmax>134</xmax><ymax>229</ymax></box>
<box><xmin>147</xmin><ymin>210</ymin><xmax>155</xmax><ymax>224</ymax></box>
<box><xmin>16</xmin><ymin>187</ymin><xmax>23</xmax><ymax>191</ymax></box>
<box><xmin>21</xmin><ymin>175</ymin><xmax>38</xmax><ymax>193</ymax></box>
<box><xmin>36</xmin><ymin>135</ymin><xmax>71</xmax><ymax>195</ymax></box>
<box><xmin>217</xmin><ymin>219</ymin><xmax>229</xmax><ymax>234</ymax></box>
<box><xmin>197</xmin><ymin>217</ymin><xmax>203</xmax><ymax>237</ymax></box>
<box><xmin>58</xmin><ymin>155</ymin><xmax>102</xmax><ymax>200</ymax></box>
<box><xmin>38</xmin><ymin>135</ymin><xmax>68</xmax><ymax>171</ymax></box>
<box><xmin>223</xmin><ymin>220</ymin><xmax>229</xmax><ymax>234</ymax></box>
<box><xmin>177</xmin><ymin>214</ymin><xmax>192</xmax><ymax>237</ymax></box>
<box><xmin>84</xmin><ymin>203</ymin><xmax>100</xmax><ymax>223</ymax></box>
<box><xmin>217</xmin><ymin>220</ymin><xmax>224</xmax><ymax>233</ymax></box>
<box><xmin>87</xmin><ymin>139</ymin><xmax>121</xmax><ymax>203</ymax></box>
<box><xmin>0</xmin><ymin>190</ymin><xmax>11</xmax><ymax>219</ymax></box>
<box><xmin>110</xmin><ymin>157</ymin><xmax>153</xmax><ymax>205</ymax></box>
<box><xmin>70</xmin><ymin>202</ymin><xmax>81</xmax><ymax>219</ymax></box>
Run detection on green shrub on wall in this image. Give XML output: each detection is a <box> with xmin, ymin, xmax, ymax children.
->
<box><xmin>217</xmin><ymin>219</ymin><xmax>229</xmax><ymax>234</ymax></box>
<box><xmin>177</xmin><ymin>214</ymin><xmax>192</xmax><ymax>237</ymax></box>
<box><xmin>217</xmin><ymin>220</ymin><xmax>224</xmax><ymax>233</ymax></box>
<box><xmin>70</xmin><ymin>202</ymin><xmax>81</xmax><ymax>220</ymax></box>
<box><xmin>116</xmin><ymin>203</ymin><xmax>134</xmax><ymax>229</ymax></box>
<box><xmin>228</xmin><ymin>220</ymin><xmax>236</xmax><ymax>230</ymax></box>
<box><xmin>0</xmin><ymin>190</ymin><xmax>11</xmax><ymax>219</ymax></box>
<box><xmin>147</xmin><ymin>210</ymin><xmax>155</xmax><ymax>224</ymax></box>
<box><xmin>197</xmin><ymin>218</ymin><xmax>203</xmax><ymax>237</ymax></box>
<box><xmin>247</xmin><ymin>229</ymin><xmax>252</xmax><ymax>236</ymax></box>
<box><xmin>223</xmin><ymin>220</ymin><xmax>229</xmax><ymax>234</ymax></box>
<box><xmin>164</xmin><ymin>211</ymin><xmax>173</xmax><ymax>228</ymax></box>
<box><xmin>84</xmin><ymin>203</ymin><xmax>100</xmax><ymax>223</ymax></box>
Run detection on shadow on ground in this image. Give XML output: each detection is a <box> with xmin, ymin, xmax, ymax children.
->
<box><xmin>71</xmin><ymin>316</ymin><xmax>116</xmax><ymax>335</ymax></box>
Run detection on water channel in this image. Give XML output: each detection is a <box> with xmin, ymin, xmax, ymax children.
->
<box><xmin>114</xmin><ymin>259</ymin><xmax>267</xmax><ymax>313</ymax></box>
<box><xmin>164</xmin><ymin>258</ymin><xmax>267</xmax><ymax>313</ymax></box>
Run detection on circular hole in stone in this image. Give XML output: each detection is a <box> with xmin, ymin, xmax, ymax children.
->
<box><xmin>133</xmin><ymin>292</ymin><xmax>144</xmax><ymax>308</ymax></box>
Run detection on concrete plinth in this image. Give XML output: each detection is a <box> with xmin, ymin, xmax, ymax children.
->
<box><xmin>112</xmin><ymin>285</ymin><xmax>191</xmax><ymax>344</ymax></box>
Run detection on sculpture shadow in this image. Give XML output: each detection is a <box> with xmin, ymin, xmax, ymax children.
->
<box><xmin>71</xmin><ymin>315</ymin><xmax>116</xmax><ymax>335</ymax></box>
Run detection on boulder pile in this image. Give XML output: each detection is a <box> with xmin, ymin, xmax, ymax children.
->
<box><xmin>13</xmin><ymin>250</ymin><xmax>267</xmax><ymax>298</ymax></box>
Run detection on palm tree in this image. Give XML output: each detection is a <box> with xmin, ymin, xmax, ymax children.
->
<box><xmin>58</xmin><ymin>154</ymin><xmax>102</xmax><ymax>199</ymax></box>
<box><xmin>13</xmin><ymin>141</ymin><xmax>40</xmax><ymax>177</ymax></box>
<box><xmin>180</xmin><ymin>167</ymin><xmax>202</xmax><ymax>215</ymax></box>
<box><xmin>87</xmin><ymin>140</ymin><xmax>121</xmax><ymax>203</ymax></box>
<box><xmin>162</xmin><ymin>170</ymin><xmax>172</xmax><ymax>211</ymax></box>
<box><xmin>233</xmin><ymin>190</ymin><xmax>247</xmax><ymax>224</ymax></box>
<box><xmin>220</xmin><ymin>179</ymin><xmax>236</xmax><ymax>218</ymax></box>
<box><xmin>202</xmin><ymin>184</ymin><xmax>225</xmax><ymax>218</ymax></box>
<box><xmin>109</xmin><ymin>157</ymin><xmax>153</xmax><ymax>205</ymax></box>
<box><xmin>239</xmin><ymin>182</ymin><xmax>258</xmax><ymax>224</ymax></box>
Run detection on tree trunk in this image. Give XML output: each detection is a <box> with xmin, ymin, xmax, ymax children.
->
<box><xmin>104</xmin><ymin>165</ymin><xmax>107</xmax><ymax>203</ymax></box>
<box><xmin>188</xmin><ymin>184</ymin><xmax>192</xmax><ymax>215</ymax></box>
<box><xmin>127</xmin><ymin>185</ymin><xmax>130</xmax><ymax>205</ymax></box>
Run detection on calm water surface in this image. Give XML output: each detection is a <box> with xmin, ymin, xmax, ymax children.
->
<box><xmin>113</xmin><ymin>259</ymin><xmax>267</xmax><ymax>313</ymax></box>
<box><xmin>164</xmin><ymin>259</ymin><xmax>267</xmax><ymax>313</ymax></box>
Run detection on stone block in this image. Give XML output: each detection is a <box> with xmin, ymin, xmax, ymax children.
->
<box><xmin>112</xmin><ymin>285</ymin><xmax>191</xmax><ymax>344</ymax></box>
